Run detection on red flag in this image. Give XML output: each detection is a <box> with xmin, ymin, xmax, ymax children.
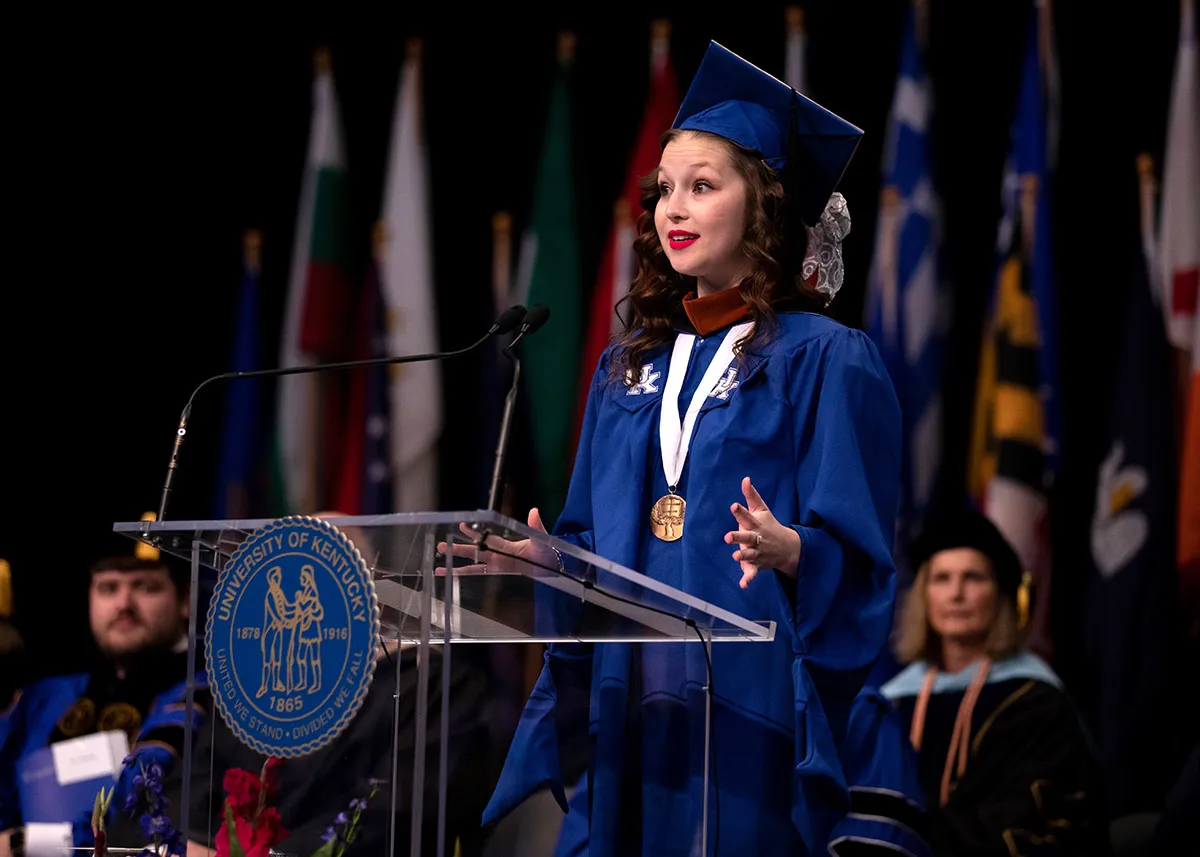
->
<box><xmin>573</xmin><ymin>23</ymin><xmax>678</xmax><ymax>445</ymax></box>
<box><xmin>1161</xmin><ymin>0</ymin><xmax>1200</xmax><ymax>627</ymax></box>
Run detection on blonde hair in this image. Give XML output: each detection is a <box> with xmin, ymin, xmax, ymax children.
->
<box><xmin>893</xmin><ymin>560</ymin><xmax>1022</xmax><ymax>666</ymax></box>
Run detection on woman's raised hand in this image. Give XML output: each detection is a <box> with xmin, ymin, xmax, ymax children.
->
<box><xmin>435</xmin><ymin>507</ymin><xmax>559</xmax><ymax>575</ymax></box>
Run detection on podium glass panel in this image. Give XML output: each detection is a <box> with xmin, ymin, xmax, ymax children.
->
<box><xmin>103</xmin><ymin>512</ymin><xmax>773</xmax><ymax>857</ymax></box>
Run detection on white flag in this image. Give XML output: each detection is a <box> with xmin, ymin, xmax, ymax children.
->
<box><xmin>381</xmin><ymin>42</ymin><xmax>441</xmax><ymax>512</ymax></box>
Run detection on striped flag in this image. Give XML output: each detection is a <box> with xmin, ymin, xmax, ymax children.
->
<box><xmin>380</xmin><ymin>39</ymin><xmax>441</xmax><ymax>512</ymax></box>
<box><xmin>574</xmin><ymin>22</ymin><xmax>678</xmax><ymax>448</ymax></box>
<box><xmin>272</xmin><ymin>49</ymin><xmax>351</xmax><ymax>515</ymax></box>
<box><xmin>968</xmin><ymin>1</ymin><xmax>1061</xmax><ymax>659</ymax></box>
<box><xmin>863</xmin><ymin>0</ymin><xmax>945</xmax><ymax>564</ymax></box>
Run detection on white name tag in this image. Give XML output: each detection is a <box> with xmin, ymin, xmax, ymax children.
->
<box><xmin>24</xmin><ymin>822</ymin><xmax>72</xmax><ymax>857</ymax></box>
<box><xmin>49</xmin><ymin>730</ymin><xmax>129</xmax><ymax>786</ymax></box>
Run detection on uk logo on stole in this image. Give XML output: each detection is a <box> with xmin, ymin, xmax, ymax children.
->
<box><xmin>205</xmin><ymin>516</ymin><xmax>379</xmax><ymax>757</ymax></box>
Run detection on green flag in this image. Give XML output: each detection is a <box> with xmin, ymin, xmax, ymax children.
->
<box><xmin>516</xmin><ymin>39</ymin><xmax>583</xmax><ymax>523</ymax></box>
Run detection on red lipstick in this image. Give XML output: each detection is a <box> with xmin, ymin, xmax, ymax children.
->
<box><xmin>668</xmin><ymin>229</ymin><xmax>698</xmax><ymax>250</ymax></box>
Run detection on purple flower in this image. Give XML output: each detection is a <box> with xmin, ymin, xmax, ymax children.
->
<box><xmin>138</xmin><ymin>813</ymin><xmax>175</xmax><ymax>840</ymax></box>
<box><xmin>349</xmin><ymin>798</ymin><xmax>367</xmax><ymax>812</ymax></box>
<box><xmin>334</xmin><ymin>811</ymin><xmax>348</xmax><ymax>825</ymax></box>
<box><xmin>322</xmin><ymin>827</ymin><xmax>337</xmax><ymax>842</ymax></box>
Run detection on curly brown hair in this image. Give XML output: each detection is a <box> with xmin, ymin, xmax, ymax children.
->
<box><xmin>609</xmin><ymin>128</ymin><xmax>825</xmax><ymax>385</ymax></box>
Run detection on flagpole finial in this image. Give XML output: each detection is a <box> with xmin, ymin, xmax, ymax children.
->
<box><xmin>651</xmin><ymin>19</ymin><xmax>671</xmax><ymax>42</ymax></box>
<box><xmin>557</xmin><ymin>31</ymin><xmax>576</xmax><ymax>65</ymax></box>
<box><xmin>243</xmin><ymin>229</ymin><xmax>262</xmax><ymax>274</ymax></box>
<box><xmin>785</xmin><ymin>5</ymin><xmax>804</xmax><ymax>33</ymax></box>
<box><xmin>492</xmin><ymin>211</ymin><xmax>512</xmax><ymax>236</ymax></box>
<box><xmin>314</xmin><ymin>47</ymin><xmax>332</xmax><ymax>75</ymax></box>
<box><xmin>1136</xmin><ymin>152</ymin><xmax>1155</xmax><ymax>179</ymax></box>
<box><xmin>406</xmin><ymin>37</ymin><xmax>423</xmax><ymax>63</ymax></box>
<box><xmin>372</xmin><ymin>221</ymin><xmax>387</xmax><ymax>260</ymax></box>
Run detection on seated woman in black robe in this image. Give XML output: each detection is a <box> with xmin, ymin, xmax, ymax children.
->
<box><xmin>880</xmin><ymin>508</ymin><xmax>1110</xmax><ymax>856</ymax></box>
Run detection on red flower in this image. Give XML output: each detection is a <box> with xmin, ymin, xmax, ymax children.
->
<box><xmin>214</xmin><ymin>759</ymin><xmax>290</xmax><ymax>857</ymax></box>
<box><xmin>252</xmin><ymin>807</ymin><xmax>288</xmax><ymax>849</ymax></box>
<box><xmin>222</xmin><ymin>768</ymin><xmax>263</xmax><ymax>818</ymax></box>
<box><xmin>215</xmin><ymin>805</ymin><xmax>289</xmax><ymax>857</ymax></box>
<box><xmin>260</xmin><ymin>757</ymin><xmax>282</xmax><ymax>797</ymax></box>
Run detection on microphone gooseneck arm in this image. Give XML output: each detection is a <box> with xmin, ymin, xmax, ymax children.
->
<box><xmin>487</xmin><ymin>355</ymin><xmax>521</xmax><ymax>513</ymax></box>
<box><xmin>156</xmin><ymin>305</ymin><xmax>528</xmax><ymax>524</ymax></box>
<box><xmin>486</xmin><ymin>304</ymin><xmax>551</xmax><ymax>513</ymax></box>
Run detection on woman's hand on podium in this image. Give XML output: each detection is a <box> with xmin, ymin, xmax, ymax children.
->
<box><xmin>436</xmin><ymin>508</ymin><xmax>560</xmax><ymax>576</ymax></box>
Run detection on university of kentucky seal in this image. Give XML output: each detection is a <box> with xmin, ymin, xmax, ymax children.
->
<box><xmin>205</xmin><ymin>515</ymin><xmax>379</xmax><ymax>757</ymax></box>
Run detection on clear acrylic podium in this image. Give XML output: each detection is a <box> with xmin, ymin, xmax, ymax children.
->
<box><xmin>112</xmin><ymin>511</ymin><xmax>775</xmax><ymax>857</ymax></box>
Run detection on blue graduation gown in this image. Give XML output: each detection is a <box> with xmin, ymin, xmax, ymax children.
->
<box><xmin>485</xmin><ymin>311</ymin><xmax>902</xmax><ymax>856</ymax></box>
<box><xmin>827</xmin><ymin>687</ymin><xmax>932</xmax><ymax>857</ymax></box>
<box><xmin>0</xmin><ymin>668</ymin><xmax>208</xmax><ymax>842</ymax></box>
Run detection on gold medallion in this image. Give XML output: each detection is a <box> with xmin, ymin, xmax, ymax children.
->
<box><xmin>56</xmin><ymin>698</ymin><xmax>96</xmax><ymax>738</ymax></box>
<box><xmin>97</xmin><ymin>702</ymin><xmax>143</xmax><ymax>740</ymax></box>
<box><xmin>650</xmin><ymin>493</ymin><xmax>686</xmax><ymax>542</ymax></box>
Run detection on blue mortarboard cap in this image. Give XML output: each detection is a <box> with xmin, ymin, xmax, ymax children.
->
<box><xmin>673</xmin><ymin>41</ymin><xmax>863</xmax><ymax>226</ymax></box>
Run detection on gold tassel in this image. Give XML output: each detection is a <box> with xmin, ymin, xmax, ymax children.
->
<box><xmin>1017</xmin><ymin>570</ymin><xmax>1032</xmax><ymax>629</ymax></box>
<box><xmin>0</xmin><ymin>558</ymin><xmax>12</xmax><ymax>618</ymax></box>
<box><xmin>135</xmin><ymin>512</ymin><xmax>161</xmax><ymax>561</ymax></box>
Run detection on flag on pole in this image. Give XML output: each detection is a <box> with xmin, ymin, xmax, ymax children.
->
<box><xmin>573</xmin><ymin>22</ymin><xmax>678</xmax><ymax>447</ymax></box>
<box><xmin>1159</xmin><ymin>0</ymin><xmax>1199</xmax><ymax>353</ymax></box>
<box><xmin>214</xmin><ymin>230</ymin><xmax>265</xmax><ymax>519</ymax></box>
<box><xmin>863</xmin><ymin>0</ymin><xmax>944</xmax><ymax>566</ymax></box>
<box><xmin>784</xmin><ymin>5</ymin><xmax>808</xmax><ymax>93</ymax></box>
<box><xmin>380</xmin><ymin>39</ymin><xmax>441</xmax><ymax>513</ymax></box>
<box><xmin>518</xmin><ymin>32</ymin><xmax>584</xmax><ymax>522</ymax></box>
<box><xmin>967</xmin><ymin>1</ymin><xmax>1060</xmax><ymax>660</ymax></box>
<box><xmin>1083</xmin><ymin>155</ymin><xmax>1183</xmax><ymax>816</ymax></box>
<box><xmin>334</xmin><ymin>224</ymin><xmax>394</xmax><ymax>515</ymax></box>
<box><xmin>1162</xmin><ymin>0</ymin><xmax>1200</xmax><ymax>622</ymax></box>
<box><xmin>271</xmin><ymin>48</ymin><xmax>352</xmax><ymax>515</ymax></box>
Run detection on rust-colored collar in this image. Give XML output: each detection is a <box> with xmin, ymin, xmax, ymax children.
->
<box><xmin>682</xmin><ymin>286</ymin><xmax>752</xmax><ymax>336</ymax></box>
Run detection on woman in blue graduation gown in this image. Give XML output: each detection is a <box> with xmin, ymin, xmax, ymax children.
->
<box><xmin>462</xmin><ymin>42</ymin><xmax>903</xmax><ymax>857</ymax></box>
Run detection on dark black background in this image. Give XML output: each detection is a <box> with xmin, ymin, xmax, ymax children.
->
<box><xmin>0</xmin><ymin>0</ymin><xmax>1182</xmax><ymax>705</ymax></box>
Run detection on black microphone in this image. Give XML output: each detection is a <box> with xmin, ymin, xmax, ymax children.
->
<box><xmin>504</xmin><ymin>303</ymin><xmax>551</xmax><ymax>352</ymax></box>
<box><xmin>154</xmin><ymin>303</ymin><xmax>528</xmax><ymax>524</ymax></box>
<box><xmin>487</xmin><ymin>304</ymin><xmax>551</xmax><ymax>512</ymax></box>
